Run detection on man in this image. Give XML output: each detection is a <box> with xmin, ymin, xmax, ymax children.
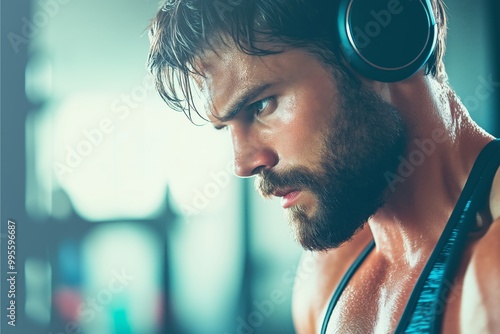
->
<box><xmin>147</xmin><ymin>0</ymin><xmax>500</xmax><ymax>332</ymax></box>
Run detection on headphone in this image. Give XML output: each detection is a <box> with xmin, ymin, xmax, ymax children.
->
<box><xmin>337</xmin><ymin>0</ymin><xmax>437</xmax><ymax>82</ymax></box>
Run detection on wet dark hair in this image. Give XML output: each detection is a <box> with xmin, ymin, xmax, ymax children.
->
<box><xmin>147</xmin><ymin>0</ymin><xmax>448</xmax><ymax>121</ymax></box>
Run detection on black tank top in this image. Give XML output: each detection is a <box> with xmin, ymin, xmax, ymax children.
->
<box><xmin>321</xmin><ymin>139</ymin><xmax>500</xmax><ymax>334</ymax></box>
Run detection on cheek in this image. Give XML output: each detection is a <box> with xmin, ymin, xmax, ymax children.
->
<box><xmin>272</xmin><ymin>95</ymin><xmax>334</xmax><ymax>167</ymax></box>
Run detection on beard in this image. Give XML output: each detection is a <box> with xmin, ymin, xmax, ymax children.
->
<box><xmin>255</xmin><ymin>81</ymin><xmax>408</xmax><ymax>251</ymax></box>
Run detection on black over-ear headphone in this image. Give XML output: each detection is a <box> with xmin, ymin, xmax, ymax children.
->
<box><xmin>337</xmin><ymin>0</ymin><xmax>437</xmax><ymax>82</ymax></box>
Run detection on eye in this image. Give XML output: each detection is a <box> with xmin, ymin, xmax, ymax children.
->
<box><xmin>250</xmin><ymin>97</ymin><xmax>273</xmax><ymax>115</ymax></box>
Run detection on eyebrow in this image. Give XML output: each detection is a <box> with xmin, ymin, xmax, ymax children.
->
<box><xmin>212</xmin><ymin>82</ymin><xmax>272</xmax><ymax>128</ymax></box>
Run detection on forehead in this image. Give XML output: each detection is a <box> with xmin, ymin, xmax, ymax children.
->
<box><xmin>196</xmin><ymin>47</ymin><xmax>267</xmax><ymax>118</ymax></box>
<box><xmin>194</xmin><ymin>44</ymin><xmax>320</xmax><ymax>120</ymax></box>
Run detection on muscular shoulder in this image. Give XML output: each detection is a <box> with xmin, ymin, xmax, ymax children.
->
<box><xmin>460</xmin><ymin>216</ymin><xmax>500</xmax><ymax>332</ymax></box>
<box><xmin>489</xmin><ymin>166</ymin><xmax>500</xmax><ymax>221</ymax></box>
<box><xmin>292</xmin><ymin>227</ymin><xmax>373</xmax><ymax>334</ymax></box>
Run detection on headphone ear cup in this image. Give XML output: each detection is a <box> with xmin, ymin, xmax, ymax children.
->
<box><xmin>337</xmin><ymin>0</ymin><xmax>437</xmax><ymax>82</ymax></box>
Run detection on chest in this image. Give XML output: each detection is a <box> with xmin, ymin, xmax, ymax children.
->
<box><xmin>320</xmin><ymin>258</ymin><xmax>467</xmax><ymax>334</ymax></box>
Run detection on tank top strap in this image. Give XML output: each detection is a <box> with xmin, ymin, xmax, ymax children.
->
<box><xmin>320</xmin><ymin>239</ymin><xmax>375</xmax><ymax>334</ymax></box>
<box><xmin>397</xmin><ymin>138</ymin><xmax>500</xmax><ymax>333</ymax></box>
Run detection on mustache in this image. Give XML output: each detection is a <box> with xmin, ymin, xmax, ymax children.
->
<box><xmin>255</xmin><ymin>167</ymin><xmax>321</xmax><ymax>198</ymax></box>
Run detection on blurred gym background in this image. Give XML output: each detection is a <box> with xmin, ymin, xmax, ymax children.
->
<box><xmin>1</xmin><ymin>1</ymin><xmax>499</xmax><ymax>333</ymax></box>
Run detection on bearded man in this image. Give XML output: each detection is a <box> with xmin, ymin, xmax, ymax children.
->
<box><xmin>147</xmin><ymin>0</ymin><xmax>500</xmax><ymax>332</ymax></box>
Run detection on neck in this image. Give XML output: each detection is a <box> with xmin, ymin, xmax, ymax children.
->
<box><xmin>368</xmin><ymin>75</ymin><xmax>494</xmax><ymax>267</ymax></box>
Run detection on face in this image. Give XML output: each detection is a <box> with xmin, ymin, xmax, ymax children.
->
<box><xmin>198</xmin><ymin>45</ymin><xmax>408</xmax><ymax>251</ymax></box>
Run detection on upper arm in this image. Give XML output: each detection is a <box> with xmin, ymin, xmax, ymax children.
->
<box><xmin>460</xmin><ymin>218</ymin><xmax>500</xmax><ymax>333</ymax></box>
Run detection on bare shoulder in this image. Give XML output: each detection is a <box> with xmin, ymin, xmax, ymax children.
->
<box><xmin>489</xmin><ymin>166</ymin><xmax>500</xmax><ymax>221</ymax></box>
<box><xmin>460</xmin><ymin>180</ymin><xmax>500</xmax><ymax>334</ymax></box>
<box><xmin>292</xmin><ymin>227</ymin><xmax>373</xmax><ymax>334</ymax></box>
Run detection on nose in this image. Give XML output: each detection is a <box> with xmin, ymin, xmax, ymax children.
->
<box><xmin>230</xmin><ymin>126</ymin><xmax>278</xmax><ymax>177</ymax></box>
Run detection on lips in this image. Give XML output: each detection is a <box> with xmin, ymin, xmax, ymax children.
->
<box><xmin>272</xmin><ymin>188</ymin><xmax>295</xmax><ymax>198</ymax></box>
<box><xmin>273</xmin><ymin>189</ymin><xmax>301</xmax><ymax>208</ymax></box>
